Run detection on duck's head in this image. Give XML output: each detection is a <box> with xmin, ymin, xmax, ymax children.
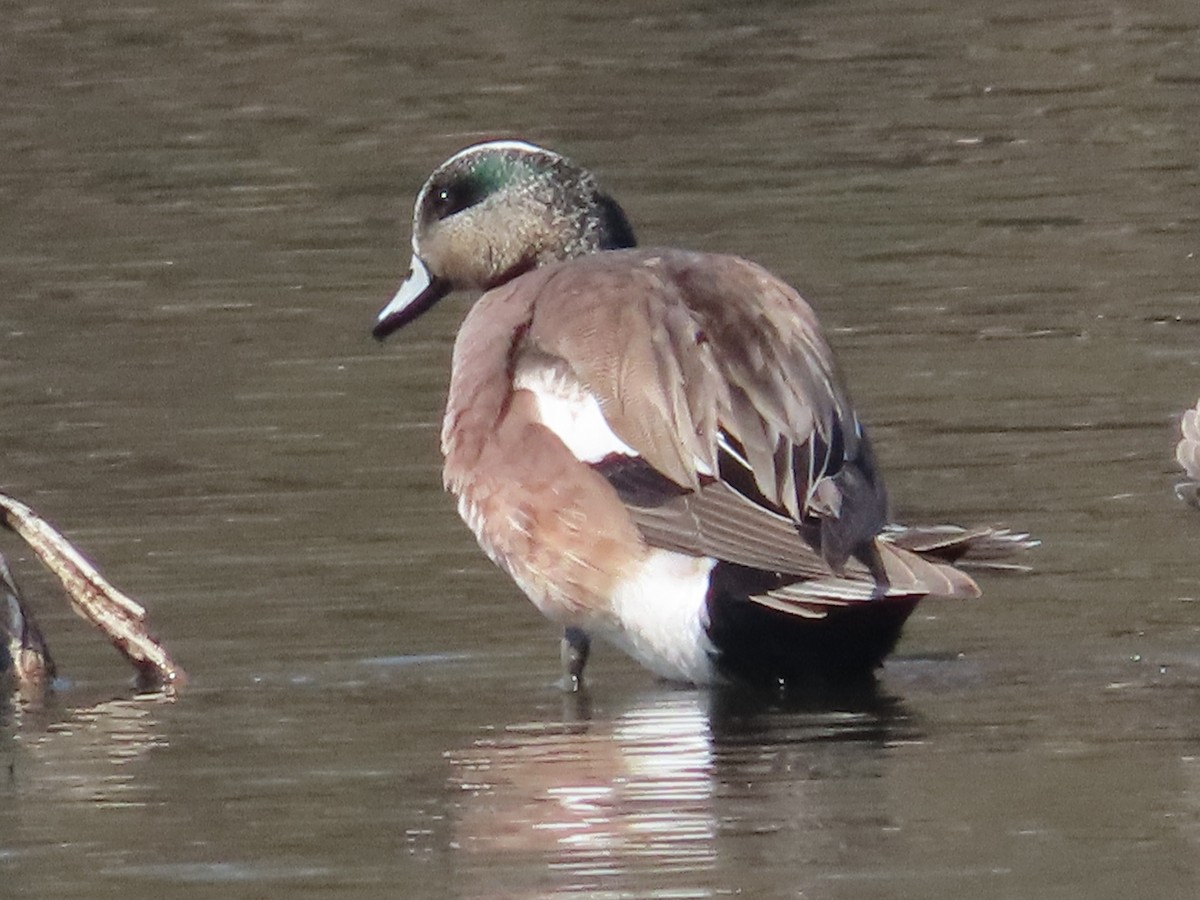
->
<box><xmin>372</xmin><ymin>140</ymin><xmax>637</xmax><ymax>339</ymax></box>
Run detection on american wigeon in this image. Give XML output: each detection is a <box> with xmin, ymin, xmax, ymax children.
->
<box><xmin>374</xmin><ymin>140</ymin><xmax>1030</xmax><ymax>689</ymax></box>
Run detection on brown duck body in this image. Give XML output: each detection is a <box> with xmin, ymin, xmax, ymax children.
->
<box><xmin>440</xmin><ymin>248</ymin><xmax>978</xmax><ymax>685</ymax></box>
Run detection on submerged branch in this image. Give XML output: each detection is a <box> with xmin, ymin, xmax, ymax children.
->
<box><xmin>0</xmin><ymin>491</ymin><xmax>186</xmax><ymax>694</ymax></box>
<box><xmin>1</xmin><ymin>553</ymin><xmax>56</xmax><ymax>702</ymax></box>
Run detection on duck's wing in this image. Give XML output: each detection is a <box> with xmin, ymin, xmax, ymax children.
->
<box><xmin>518</xmin><ymin>249</ymin><xmax>891</xmax><ymax>581</ymax></box>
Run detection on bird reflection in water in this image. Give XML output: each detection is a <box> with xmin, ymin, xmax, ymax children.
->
<box><xmin>444</xmin><ymin>684</ymin><xmax>911</xmax><ymax>897</ymax></box>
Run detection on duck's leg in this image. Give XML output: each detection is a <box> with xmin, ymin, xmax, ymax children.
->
<box><xmin>560</xmin><ymin>627</ymin><xmax>591</xmax><ymax>692</ymax></box>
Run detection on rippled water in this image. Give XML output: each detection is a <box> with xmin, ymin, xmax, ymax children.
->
<box><xmin>2</xmin><ymin>0</ymin><xmax>1199</xmax><ymax>897</ymax></box>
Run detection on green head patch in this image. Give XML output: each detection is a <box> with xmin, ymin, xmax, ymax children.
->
<box><xmin>421</xmin><ymin>150</ymin><xmax>545</xmax><ymax>226</ymax></box>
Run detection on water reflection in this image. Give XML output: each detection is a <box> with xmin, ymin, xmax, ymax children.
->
<box><xmin>0</xmin><ymin>691</ymin><xmax>174</xmax><ymax>897</ymax></box>
<box><xmin>1185</xmin><ymin>753</ymin><xmax>1200</xmax><ymax>852</ymax></box>
<box><xmin>4</xmin><ymin>692</ymin><xmax>172</xmax><ymax>807</ymax></box>
<box><xmin>445</xmin><ymin>686</ymin><xmax>912</xmax><ymax>898</ymax></box>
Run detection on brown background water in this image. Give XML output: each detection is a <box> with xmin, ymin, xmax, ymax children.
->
<box><xmin>2</xmin><ymin>0</ymin><xmax>1199</xmax><ymax>897</ymax></box>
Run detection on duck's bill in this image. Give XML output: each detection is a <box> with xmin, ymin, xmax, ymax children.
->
<box><xmin>372</xmin><ymin>255</ymin><xmax>451</xmax><ymax>340</ymax></box>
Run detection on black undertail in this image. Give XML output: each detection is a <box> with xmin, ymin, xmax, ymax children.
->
<box><xmin>703</xmin><ymin>562</ymin><xmax>920</xmax><ymax>688</ymax></box>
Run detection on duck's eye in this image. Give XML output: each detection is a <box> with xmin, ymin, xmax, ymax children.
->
<box><xmin>429</xmin><ymin>180</ymin><xmax>486</xmax><ymax>220</ymax></box>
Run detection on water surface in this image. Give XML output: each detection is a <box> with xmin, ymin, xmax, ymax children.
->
<box><xmin>2</xmin><ymin>0</ymin><xmax>1199</xmax><ymax>897</ymax></box>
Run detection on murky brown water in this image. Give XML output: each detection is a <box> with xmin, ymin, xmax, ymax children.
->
<box><xmin>2</xmin><ymin>0</ymin><xmax>1199</xmax><ymax>897</ymax></box>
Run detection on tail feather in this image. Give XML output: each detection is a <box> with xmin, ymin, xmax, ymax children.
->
<box><xmin>876</xmin><ymin>539</ymin><xmax>981</xmax><ymax>599</ymax></box>
<box><xmin>749</xmin><ymin>535</ymin><xmax>981</xmax><ymax>620</ymax></box>
<box><xmin>880</xmin><ymin>523</ymin><xmax>1039</xmax><ymax>571</ymax></box>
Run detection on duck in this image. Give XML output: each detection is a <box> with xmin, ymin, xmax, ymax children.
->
<box><xmin>1178</xmin><ymin>398</ymin><xmax>1200</xmax><ymax>480</ymax></box>
<box><xmin>373</xmin><ymin>139</ymin><xmax>1031</xmax><ymax>690</ymax></box>
<box><xmin>1175</xmin><ymin>397</ymin><xmax>1200</xmax><ymax>508</ymax></box>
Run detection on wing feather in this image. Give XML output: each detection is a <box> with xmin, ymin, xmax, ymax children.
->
<box><xmin>518</xmin><ymin>249</ymin><xmax>893</xmax><ymax>594</ymax></box>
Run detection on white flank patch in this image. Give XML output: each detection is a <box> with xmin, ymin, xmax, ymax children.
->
<box><xmin>514</xmin><ymin>365</ymin><xmax>638</xmax><ymax>464</ymax></box>
<box><xmin>606</xmin><ymin>550</ymin><xmax>719</xmax><ymax>685</ymax></box>
<box><xmin>515</xmin><ymin>363</ymin><xmax>714</xmax><ymax>476</ymax></box>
